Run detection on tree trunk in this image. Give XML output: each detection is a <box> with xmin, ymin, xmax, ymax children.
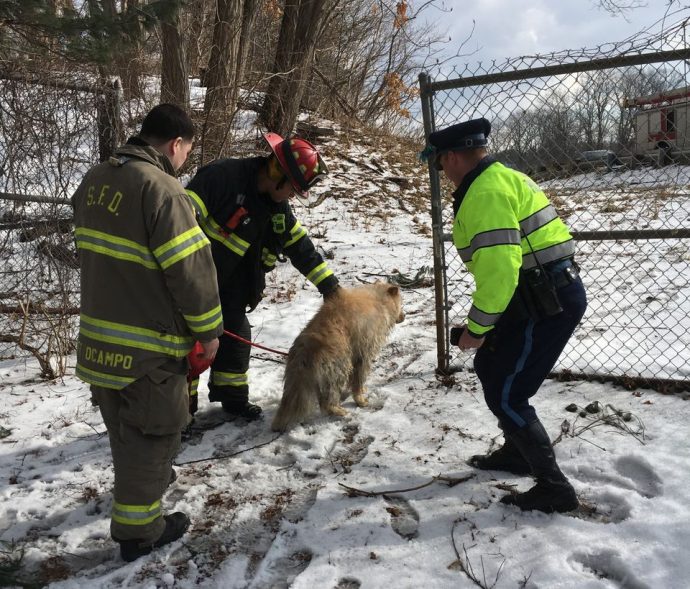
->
<box><xmin>235</xmin><ymin>0</ymin><xmax>260</xmax><ymax>95</ymax></box>
<box><xmin>201</xmin><ymin>0</ymin><xmax>243</xmax><ymax>162</ymax></box>
<box><xmin>97</xmin><ymin>0</ymin><xmax>143</xmax><ymax>100</ymax></box>
<box><xmin>259</xmin><ymin>0</ymin><xmax>331</xmax><ymax>137</ymax></box>
<box><xmin>161</xmin><ymin>5</ymin><xmax>190</xmax><ymax>108</ymax></box>
<box><xmin>96</xmin><ymin>77</ymin><xmax>122</xmax><ymax>162</ymax></box>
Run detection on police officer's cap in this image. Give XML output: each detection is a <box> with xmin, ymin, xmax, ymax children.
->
<box><xmin>425</xmin><ymin>118</ymin><xmax>491</xmax><ymax>169</ymax></box>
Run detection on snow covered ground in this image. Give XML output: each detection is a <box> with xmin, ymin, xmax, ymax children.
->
<box><xmin>1</xmin><ymin>130</ymin><xmax>690</xmax><ymax>588</ymax></box>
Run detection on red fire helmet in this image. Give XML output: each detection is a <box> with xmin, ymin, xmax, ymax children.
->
<box><xmin>263</xmin><ymin>132</ymin><xmax>328</xmax><ymax>196</ymax></box>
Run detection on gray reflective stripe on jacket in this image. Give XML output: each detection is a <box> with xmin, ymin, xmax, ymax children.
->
<box><xmin>520</xmin><ymin>204</ymin><xmax>559</xmax><ymax>236</ymax></box>
<box><xmin>458</xmin><ymin>228</ymin><xmax>521</xmax><ymax>263</ymax></box>
<box><xmin>468</xmin><ymin>305</ymin><xmax>503</xmax><ymax>329</ymax></box>
<box><xmin>457</xmin><ymin>205</ymin><xmax>562</xmax><ymax>264</ymax></box>
<box><xmin>522</xmin><ymin>240</ymin><xmax>576</xmax><ymax>269</ymax></box>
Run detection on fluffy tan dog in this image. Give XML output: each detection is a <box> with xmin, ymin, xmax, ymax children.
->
<box><xmin>271</xmin><ymin>282</ymin><xmax>404</xmax><ymax>431</ymax></box>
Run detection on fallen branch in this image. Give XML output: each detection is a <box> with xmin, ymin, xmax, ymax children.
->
<box><xmin>450</xmin><ymin>518</ymin><xmax>505</xmax><ymax>589</ymax></box>
<box><xmin>339</xmin><ymin>473</ymin><xmax>474</xmax><ymax>498</ymax></box>
<box><xmin>175</xmin><ymin>432</ymin><xmax>282</xmax><ymax>466</ymax></box>
<box><xmin>558</xmin><ymin>403</ymin><xmax>646</xmax><ymax>446</ymax></box>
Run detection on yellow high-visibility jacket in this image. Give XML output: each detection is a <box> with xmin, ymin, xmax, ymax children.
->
<box><xmin>452</xmin><ymin>158</ymin><xmax>575</xmax><ymax>336</ymax></box>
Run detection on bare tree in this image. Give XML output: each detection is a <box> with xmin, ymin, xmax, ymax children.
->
<box><xmin>573</xmin><ymin>70</ymin><xmax>617</xmax><ymax>150</ymax></box>
<box><xmin>161</xmin><ymin>3</ymin><xmax>190</xmax><ymax>107</ymax></box>
<box><xmin>201</xmin><ymin>0</ymin><xmax>261</xmax><ymax>162</ymax></box>
<box><xmin>594</xmin><ymin>0</ymin><xmax>648</xmax><ymax>16</ymax></box>
<box><xmin>298</xmin><ymin>0</ymin><xmax>452</xmax><ymax>132</ymax></box>
<box><xmin>259</xmin><ymin>0</ymin><xmax>335</xmax><ymax>136</ymax></box>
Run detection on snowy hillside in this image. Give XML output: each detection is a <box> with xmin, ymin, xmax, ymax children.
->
<box><xmin>1</xmin><ymin>125</ymin><xmax>689</xmax><ymax>588</ymax></box>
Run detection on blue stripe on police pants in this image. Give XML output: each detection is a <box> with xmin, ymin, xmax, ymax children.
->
<box><xmin>473</xmin><ymin>278</ymin><xmax>587</xmax><ymax>433</ymax></box>
<box><xmin>499</xmin><ymin>319</ymin><xmax>535</xmax><ymax>429</ymax></box>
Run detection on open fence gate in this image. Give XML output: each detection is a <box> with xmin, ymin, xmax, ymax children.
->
<box><xmin>420</xmin><ymin>20</ymin><xmax>690</xmax><ymax>393</ymax></box>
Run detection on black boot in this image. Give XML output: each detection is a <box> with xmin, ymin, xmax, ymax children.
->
<box><xmin>221</xmin><ymin>400</ymin><xmax>263</xmax><ymax>420</ymax></box>
<box><xmin>500</xmin><ymin>420</ymin><xmax>578</xmax><ymax>513</ymax></box>
<box><xmin>209</xmin><ymin>384</ymin><xmax>263</xmax><ymax>421</ymax></box>
<box><xmin>116</xmin><ymin>512</ymin><xmax>190</xmax><ymax>562</ymax></box>
<box><xmin>468</xmin><ymin>437</ymin><xmax>532</xmax><ymax>475</ymax></box>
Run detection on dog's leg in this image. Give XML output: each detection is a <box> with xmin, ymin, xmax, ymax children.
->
<box><xmin>318</xmin><ymin>387</ymin><xmax>349</xmax><ymax>417</ymax></box>
<box><xmin>350</xmin><ymin>355</ymin><xmax>372</xmax><ymax>407</ymax></box>
<box><xmin>352</xmin><ymin>389</ymin><xmax>368</xmax><ymax>407</ymax></box>
<box><xmin>325</xmin><ymin>404</ymin><xmax>349</xmax><ymax>417</ymax></box>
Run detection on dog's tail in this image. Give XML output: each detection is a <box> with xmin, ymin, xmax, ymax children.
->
<box><xmin>271</xmin><ymin>336</ymin><xmax>320</xmax><ymax>431</ymax></box>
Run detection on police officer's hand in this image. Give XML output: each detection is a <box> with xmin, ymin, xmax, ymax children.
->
<box><xmin>200</xmin><ymin>337</ymin><xmax>219</xmax><ymax>360</ymax></box>
<box><xmin>456</xmin><ymin>325</ymin><xmax>485</xmax><ymax>351</ymax></box>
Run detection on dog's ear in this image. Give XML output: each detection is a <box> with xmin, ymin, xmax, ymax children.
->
<box><xmin>387</xmin><ymin>285</ymin><xmax>400</xmax><ymax>297</ymax></box>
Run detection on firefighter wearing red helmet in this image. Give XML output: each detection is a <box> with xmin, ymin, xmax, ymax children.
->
<box><xmin>185</xmin><ymin>133</ymin><xmax>340</xmax><ymax>420</ymax></box>
<box><xmin>263</xmin><ymin>133</ymin><xmax>328</xmax><ymax>197</ymax></box>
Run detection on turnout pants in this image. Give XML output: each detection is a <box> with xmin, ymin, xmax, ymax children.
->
<box><xmin>92</xmin><ymin>362</ymin><xmax>189</xmax><ymax>543</ymax></box>
<box><xmin>207</xmin><ymin>307</ymin><xmax>252</xmax><ymax>405</ymax></box>
<box><xmin>474</xmin><ymin>273</ymin><xmax>587</xmax><ymax>433</ymax></box>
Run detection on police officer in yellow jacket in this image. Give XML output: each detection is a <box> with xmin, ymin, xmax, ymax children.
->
<box><xmin>72</xmin><ymin>104</ymin><xmax>223</xmax><ymax>561</ymax></box>
<box><xmin>423</xmin><ymin>118</ymin><xmax>587</xmax><ymax>513</ymax></box>
<box><xmin>185</xmin><ymin>133</ymin><xmax>340</xmax><ymax>420</ymax></box>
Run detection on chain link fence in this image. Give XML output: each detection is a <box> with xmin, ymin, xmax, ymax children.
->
<box><xmin>420</xmin><ymin>15</ymin><xmax>690</xmax><ymax>391</ymax></box>
<box><xmin>0</xmin><ymin>64</ymin><xmax>123</xmax><ymax>376</ymax></box>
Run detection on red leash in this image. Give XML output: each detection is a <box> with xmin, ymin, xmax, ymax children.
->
<box><xmin>223</xmin><ymin>329</ymin><xmax>289</xmax><ymax>357</ymax></box>
<box><xmin>187</xmin><ymin>329</ymin><xmax>288</xmax><ymax>379</ymax></box>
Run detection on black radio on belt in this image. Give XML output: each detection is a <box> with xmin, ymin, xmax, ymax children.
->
<box><xmin>524</xmin><ymin>267</ymin><xmax>563</xmax><ymax>317</ymax></box>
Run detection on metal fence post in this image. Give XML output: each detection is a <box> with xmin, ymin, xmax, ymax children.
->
<box><xmin>419</xmin><ymin>72</ymin><xmax>449</xmax><ymax>373</ymax></box>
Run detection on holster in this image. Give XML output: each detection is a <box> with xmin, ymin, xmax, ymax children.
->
<box><xmin>503</xmin><ymin>267</ymin><xmax>566</xmax><ymax>323</ymax></box>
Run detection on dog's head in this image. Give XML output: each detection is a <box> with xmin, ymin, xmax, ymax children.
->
<box><xmin>385</xmin><ymin>284</ymin><xmax>405</xmax><ymax>323</ymax></box>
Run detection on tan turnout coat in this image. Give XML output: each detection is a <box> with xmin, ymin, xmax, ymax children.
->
<box><xmin>72</xmin><ymin>141</ymin><xmax>223</xmax><ymax>389</ymax></box>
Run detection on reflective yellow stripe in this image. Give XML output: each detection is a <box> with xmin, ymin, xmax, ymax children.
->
<box><xmin>112</xmin><ymin>500</ymin><xmax>162</xmax><ymax>526</ymax></box>
<box><xmin>186</xmin><ymin>189</ymin><xmax>250</xmax><ymax>256</ymax></box>
<box><xmin>183</xmin><ymin>305</ymin><xmax>223</xmax><ymax>334</ymax></box>
<box><xmin>284</xmin><ymin>221</ymin><xmax>307</xmax><ymax>247</ymax></box>
<box><xmin>189</xmin><ymin>377</ymin><xmax>199</xmax><ymax>396</ymax></box>
<box><xmin>153</xmin><ymin>226</ymin><xmax>210</xmax><ymax>270</ymax></box>
<box><xmin>186</xmin><ymin>189</ymin><xmax>210</xmax><ymax>218</ymax></box>
<box><xmin>75</xmin><ymin>227</ymin><xmax>157</xmax><ymax>269</ymax></box>
<box><xmin>262</xmin><ymin>248</ymin><xmax>277</xmax><ymax>267</ymax></box>
<box><xmin>75</xmin><ymin>363</ymin><xmax>136</xmax><ymax>389</ymax></box>
<box><xmin>211</xmin><ymin>370</ymin><xmax>248</xmax><ymax>387</ymax></box>
<box><xmin>201</xmin><ymin>215</ymin><xmax>249</xmax><ymax>256</ymax></box>
<box><xmin>80</xmin><ymin>314</ymin><xmax>192</xmax><ymax>357</ymax></box>
<box><xmin>306</xmin><ymin>262</ymin><xmax>333</xmax><ymax>287</ymax></box>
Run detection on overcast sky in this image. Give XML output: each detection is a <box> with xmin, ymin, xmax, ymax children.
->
<box><xmin>436</xmin><ymin>0</ymin><xmax>684</xmax><ymax>65</ymax></box>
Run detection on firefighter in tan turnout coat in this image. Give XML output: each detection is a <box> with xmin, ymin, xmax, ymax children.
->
<box><xmin>72</xmin><ymin>104</ymin><xmax>223</xmax><ymax>562</ymax></box>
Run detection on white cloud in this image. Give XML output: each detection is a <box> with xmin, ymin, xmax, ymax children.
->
<box><xmin>444</xmin><ymin>0</ymin><xmax>675</xmax><ymax>63</ymax></box>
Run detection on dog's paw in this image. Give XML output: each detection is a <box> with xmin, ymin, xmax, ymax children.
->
<box><xmin>353</xmin><ymin>393</ymin><xmax>369</xmax><ymax>408</ymax></box>
<box><xmin>326</xmin><ymin>405</ymin><xmax>349</xmax><ymax>417</ymax></box>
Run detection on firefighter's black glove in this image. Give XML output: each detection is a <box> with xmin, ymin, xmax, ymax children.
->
<box><xmin>322</xmin><ymin>283</ymin><xmax>342</xmax><ymax>300</ymax></box>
